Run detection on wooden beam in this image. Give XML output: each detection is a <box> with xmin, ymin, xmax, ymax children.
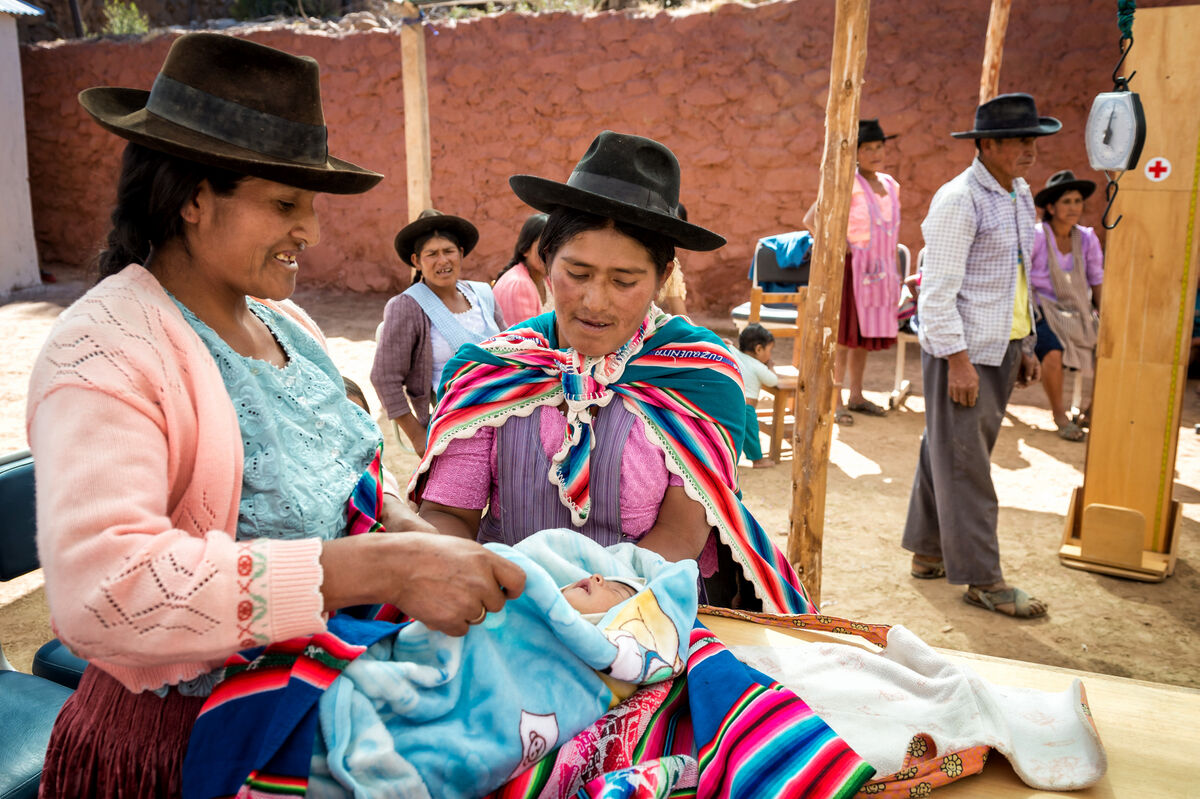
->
<box><xmin>786</xmin><ymin>0</ymin><xmax>870</xmax><ymax>604</ymax></box>
<box><xmin>401</xmin><ymin>1</ymin><xmax>433</xmax><ymax>222</ymax></box>
<box><xmin>979</xmin><ymin>0</ymin><xmax>1012</xmax><ymax>104</ymax></box>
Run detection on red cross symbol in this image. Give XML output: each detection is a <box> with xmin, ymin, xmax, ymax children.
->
<box><xmin>1148</xmin><ymin>160</ymin><xmax>1169</xmax><ymax>179</ymax></box>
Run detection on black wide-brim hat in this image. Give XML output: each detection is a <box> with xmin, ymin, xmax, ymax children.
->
<box><xmin>951</xmin><ymin>92</ymin><xmax>1062</xmax><ymax>140</ymax></box>
<box><xmin>1035</xmin><ymin>169</ymin><xmax>1097</xmax><ymax>207</ymax></box>
<box><xmin>509</xmin><ymin>131</ymin><xmax>725</xmax><ymax>252</ymax></box>
<box><xmin>78</xmin><ymin>33</ymin><xmax>381</xmax><ymax>195</ymax></box>
<box><xmin>859</xmin><ymin>118</ymin><xmax>897</xmax><ymax>144</ymax></box>
<box><xmin>394</xmin><ymin>210</ymin><xmax>480</xmax><ymax>263</ymax></box>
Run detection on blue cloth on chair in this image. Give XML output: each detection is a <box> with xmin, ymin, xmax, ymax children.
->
<box><xmin>748</xmin><ymin>232</ymin><xmax>813</xmax><ymax>278</ymax></box>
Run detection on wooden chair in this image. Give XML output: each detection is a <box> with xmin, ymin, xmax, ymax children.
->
<box><xmin>890</xmin><ymin>244</ymin><xmax>920</xmax><ymax>410</ymax></box>
<box><xmin>747</xmin><ymin>285</ymin><xmax>806</xmax><ymax>462</ymax></box>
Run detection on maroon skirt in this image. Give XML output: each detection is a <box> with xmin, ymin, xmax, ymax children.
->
<box><xmin>837</xmin><ymin>252</ymin><xmax>895</xmax><ymax>351</ymax></box>
<box><xmin>39</xmin><ymin>666</ymin><xmax>205</xmax><ymax>798</ymax></box>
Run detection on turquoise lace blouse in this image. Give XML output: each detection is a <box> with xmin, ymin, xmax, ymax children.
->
<box><xmin>172</xmin><ymin>297</ymin><xmax>382</xmax><ymax>543</ymax></box>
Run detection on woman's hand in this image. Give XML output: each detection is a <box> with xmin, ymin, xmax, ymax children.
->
<box><xmin>379</xmin><ymin>493</ymin><xmax>437</xmax><ymax>533</ymax></box>
<box><xmin>320</xmin><ymin>533</ymin><xmax>525</xmax><ymax>636</ymax></box>
<box><xmin>395</xmin><ymin>414</ymin><xmax>428</xmax><ymax>458</ymax></box>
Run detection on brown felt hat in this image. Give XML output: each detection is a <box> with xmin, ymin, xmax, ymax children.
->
<box><xmin>78</xmin><ymin>33</ymin><xmax>381</xmax><ymax>195</ymax></box>
<box><xmin>394</xmin><ymin>209</ymin><xmax>480</xmax><ymax>264</ymax></box>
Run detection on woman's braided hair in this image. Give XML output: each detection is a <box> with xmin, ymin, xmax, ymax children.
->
<box><xmin>97</xmin><ymin>143</ymin><xmax>243</xmax><ymax>280</ymax></box>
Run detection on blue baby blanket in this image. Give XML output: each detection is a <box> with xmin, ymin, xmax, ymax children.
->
<box><xmin>309</xmin><ymin>529</ymin><xmax>699</xmax><ymax>798</ymax></box>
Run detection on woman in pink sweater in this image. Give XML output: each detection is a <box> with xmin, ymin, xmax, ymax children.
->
<box><xmin>27</xmin><ymin>33</ymin><xmax>523</xmax><ymax>797</ymax></box>
<box><xmin>493</xmin><ymin>212</ymin><xmax>552</xmax><ymax>325</ymax></box>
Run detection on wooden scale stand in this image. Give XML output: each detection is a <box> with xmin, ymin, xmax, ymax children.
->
<box><xmin>1059</xmin><ymin>5</ymin><xmax>1200</xmax><ymax>581</ymax></box>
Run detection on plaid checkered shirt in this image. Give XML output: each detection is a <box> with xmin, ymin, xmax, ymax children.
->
<box><xmin>917</xmin><ymin>157</ymin><xmax>1037</xmax><ymax>366</ymax></box>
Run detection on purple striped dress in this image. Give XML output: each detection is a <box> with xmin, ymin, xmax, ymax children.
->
<box><xmin>478</xmin><ymin>402</ymin><xmax>634</xmax><ymax>545</ymax></box>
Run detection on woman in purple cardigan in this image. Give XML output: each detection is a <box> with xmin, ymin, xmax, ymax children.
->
<box><xmin>371</xmin><ymin>210</ymin><xmax>506</xmax><ymax>456</ymax></box>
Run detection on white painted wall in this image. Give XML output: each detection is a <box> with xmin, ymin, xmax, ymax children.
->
<box><xmin>0</xmin><ymin>14</ymin><xmax>41</xmax><ymax>296</ymax></box>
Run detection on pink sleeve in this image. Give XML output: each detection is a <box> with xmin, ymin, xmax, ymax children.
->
<box><xmin>30</xmin><ymin>388</ymin><xmax>325</xmax><ymax>676</ymax></box>
<box><xmin>1082</xmin><ymin>227</ymin><xmax>1105</xmax><ymax>286</ymax></box>
<box><xmin>618</xmin><ymin>417</ymin><xmax>682</xmax><ymax>538</ymax></box>
<box><xmin>493</xmin><ymin>267</ymin><xmax>542</xmax><ymax>327</ymax></box>
<box><xmin>421</xmin><ymin>426</ymin><xmax>496</xmax><ymax>510</ymax></box>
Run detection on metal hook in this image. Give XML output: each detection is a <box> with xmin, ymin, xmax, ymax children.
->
<box><xmin>1112</xmin><ymin>36</ymin><xmax>1136</xmax><ymax>91</ymax></box>
<box><xmin>1101</xmin><ymin>178</ymin><xmax>1122</xmax><ymax>230</ymax></box>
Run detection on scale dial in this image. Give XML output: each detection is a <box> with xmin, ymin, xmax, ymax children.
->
<box><xmin>1085</xmin><ymin>91</ymin><xmax>1147</xmax><ymax>172</ymax></box>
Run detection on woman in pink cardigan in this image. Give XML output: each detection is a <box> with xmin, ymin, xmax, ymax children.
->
<box><xmin>27</xmin><ymin>33</ymin><xmax>523</xmax><ymax>796</ymax></box>
<box><xmin>493</xmin><ymin>212</ymin><xmax>551</xmax><ymax>325</ymax></box>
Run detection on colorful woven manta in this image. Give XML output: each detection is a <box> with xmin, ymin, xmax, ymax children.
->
<box><xmin>485</xmin><ymin>623</ymin><xmax>875</xmax><ymax>799</ymax></box>
<box><xmin>409</xmin><ymin>308</ymin><xmax>817</xmax><ymax>615</ymax></box>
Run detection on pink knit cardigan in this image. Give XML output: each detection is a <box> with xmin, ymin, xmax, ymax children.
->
<box><xmin>26</xmin><ymin>265</ymin><xmax>330</xmax><ymax>693</ymax></box>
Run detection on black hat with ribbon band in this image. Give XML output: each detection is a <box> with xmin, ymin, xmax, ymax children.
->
<box><xmin>394</xmin><ymin>209</ymin><xmax>480</xmax><ymax>264</ymax></box>
<box><xmin>951</xmin><ymin>92</ymin><xmax>1062</xmax><ymax>140</ymax></box>
<box><xmin>509</xmin><ymin>131</ymin><xmax>725</xmax><ymax>252</ymax></box>
<box><xmin>78</xmin><ymin>33</ymin><xmax>381</xmax><ymax>195</ymax></box>
<box><xmin>858</xmin><ymin>118</ymin><xmax>897</xmax><ymax>144</ymax></box>
<box><xmin>1035</xmin><ymin>169</ymin><xmax>1098</xmax><ymax>208</ymax></box>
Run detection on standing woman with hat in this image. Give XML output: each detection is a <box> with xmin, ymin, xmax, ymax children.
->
<box><xmin>26</xmin><ymin>34</ymin><xmax>523</xmax><ymax>795</ymax></box>
<box><xmin>371</xmin><ymin>209</ymin><xmax>506</xmax><ymax>457</ymax></box>
<box><xmin>410</xmin><ymin>131</ymin><xmax>817</xmax><ymax>615</ymax></box>
<box><xmin>803</xmin><ymin>119</ymin><xmax>902</xmax><ymax>424</ymax></box>
<box><xmin>1031</xmin><ymin>170</ymin><xmax>1104</xmax><ymax>440</ymax></box>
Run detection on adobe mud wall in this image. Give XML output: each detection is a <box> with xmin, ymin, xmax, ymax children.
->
<box><xmin>20</xmin><ymin>0</ymin><xmax>1186</xmax><ymax>314</ymax></box>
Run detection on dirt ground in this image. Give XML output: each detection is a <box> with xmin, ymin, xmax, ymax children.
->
<box><xmin>3</xmin><ymin>267</ymin><xmax>1199</xmax><ymax>691</ymax></box>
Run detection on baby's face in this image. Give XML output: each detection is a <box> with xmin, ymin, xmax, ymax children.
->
<box><xmin>561</xmin><ymin>574</ymin><xmax>637</xmax><ymax>615</ymax></box>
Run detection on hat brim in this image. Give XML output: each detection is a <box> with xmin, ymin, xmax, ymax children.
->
<box><xmin>860</xmin><ymin>133</ymin><xmax>899</xmax><ymax>144</ymax></box>
<box><xmin>1035</xmin><ymin>179</ymin><xmax>1097</xmax><ymax>207</ymax></box>
<box><xmin>950</xmin><ymin>117</ymin><xmax>1062</xmax><ymax>139</ymax></box>
<box><xmin>79</xmin><ymin>87</ymin><xmax>382</xmax><ymax>195</ymax></box>
<box><xmin>393</xmin><ymin>214</ymin><xmax>480</xmax><ymax>263</ymax></box>
<box><xmin>509</xmin><ymin>175</ymin><xmax>726</xmax><ymax>252</ymax></box>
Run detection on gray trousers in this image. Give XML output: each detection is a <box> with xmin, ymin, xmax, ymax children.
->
<box><xmin>902</xmin><ymin>341</ymin><xmax>1022</xmax><ymax>585</ymax></box>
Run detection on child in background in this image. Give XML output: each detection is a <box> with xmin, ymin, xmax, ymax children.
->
<box><xmin>732</xmin><ymin>323</ymin><xmax>779</xmax><ymax>468</ymax></box>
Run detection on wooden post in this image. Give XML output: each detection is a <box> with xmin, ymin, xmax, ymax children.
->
<box><xmin>786</xmin><ymin>0</ymin><xmax>870</xmax><ymax>604</ymax></box>
<box><xmin>979</xmin><ymin>0</ymin><xmax>1012</xmax><ymax>104</ymax></box>
<box><xmin>400</xmin><ymin>1</ymin><xmax>432</xmax><ymax>222</ymax></box>
<box><xmin>67</xmin><ymin>0</ymin><xmax>85</xmax><ymax>37</ymax></box>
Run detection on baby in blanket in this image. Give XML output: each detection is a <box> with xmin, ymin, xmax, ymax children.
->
<box><xmin>310</xmin><ymin>529</ymin><xmax>698</xmax><ymax>799</ymax></box>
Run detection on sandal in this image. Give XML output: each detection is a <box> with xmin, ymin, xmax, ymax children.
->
<box><xmin>835</xmin><ymin>409</ymin><xmax>854</xmax><ymax>426</ymax></box>
<box><xmin>847</xmin><ymin>400</ymin><xmax>888</xmax><ymax>417</ymax></box>
<box><xmin>963</xmin><ymin>586</ymin><xmax>1047</xmax><ymax>618</ymax></box>
<box><xmin>1056</xmin><ymin>421</ymin><xmax>1085</xmax><ymax>441</ymax></box>
<box><xmin>910</xmin><ymin>556</ymin><xmax>945</xmax><ymax>579</ymax></box>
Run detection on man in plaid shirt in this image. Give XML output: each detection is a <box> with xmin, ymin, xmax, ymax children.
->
<box><xmin>903</xmin><ymin>94</ymin><xmax>1059</xmax><ymax>619</ymax></box>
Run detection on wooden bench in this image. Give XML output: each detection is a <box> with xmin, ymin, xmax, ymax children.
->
<box><xmin>704</xmin><ymin>615</ymin><xmax>1198</xmax><ymax>798</ymax></box>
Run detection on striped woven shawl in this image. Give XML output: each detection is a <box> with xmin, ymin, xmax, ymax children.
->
<box><xmin>409</xmin><ymin>309</ymin><xmax>816</xmax><ymax>615</ymax></box>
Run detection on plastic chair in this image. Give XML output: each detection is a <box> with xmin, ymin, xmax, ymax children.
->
<box><xmin>0</xmin><ymin>449</ymin><xmax>80</xmax><ymax>799</ymax></box>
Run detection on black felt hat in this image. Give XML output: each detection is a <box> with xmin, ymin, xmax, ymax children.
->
<box><xmin>858</xmin><ymin>119</ymin><xmax>897</xmax><ymax>144</ymax></box>
<box><xmin>393</xmin><ymin>209</ymin><xmax>480</xmax><ymax>264</ymax></box>
<box><xmin>951</xmin><ymin>93</ymin><xmax>1062</xmax><ymax>140</ymax></box>
<box><xmin>509</xmin><ymin>131</ymin><xmax>725</xmax><ymax>252</ymax></box>
<box><xmin>78</xmin><ymin>33</ymin><xmax>381</xmax><ymax>194</ymax></box>
<box><xmin>1034</xmin><ymin>169</ymin><xmax>1097</xmax><ymax>207</ymax></box>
